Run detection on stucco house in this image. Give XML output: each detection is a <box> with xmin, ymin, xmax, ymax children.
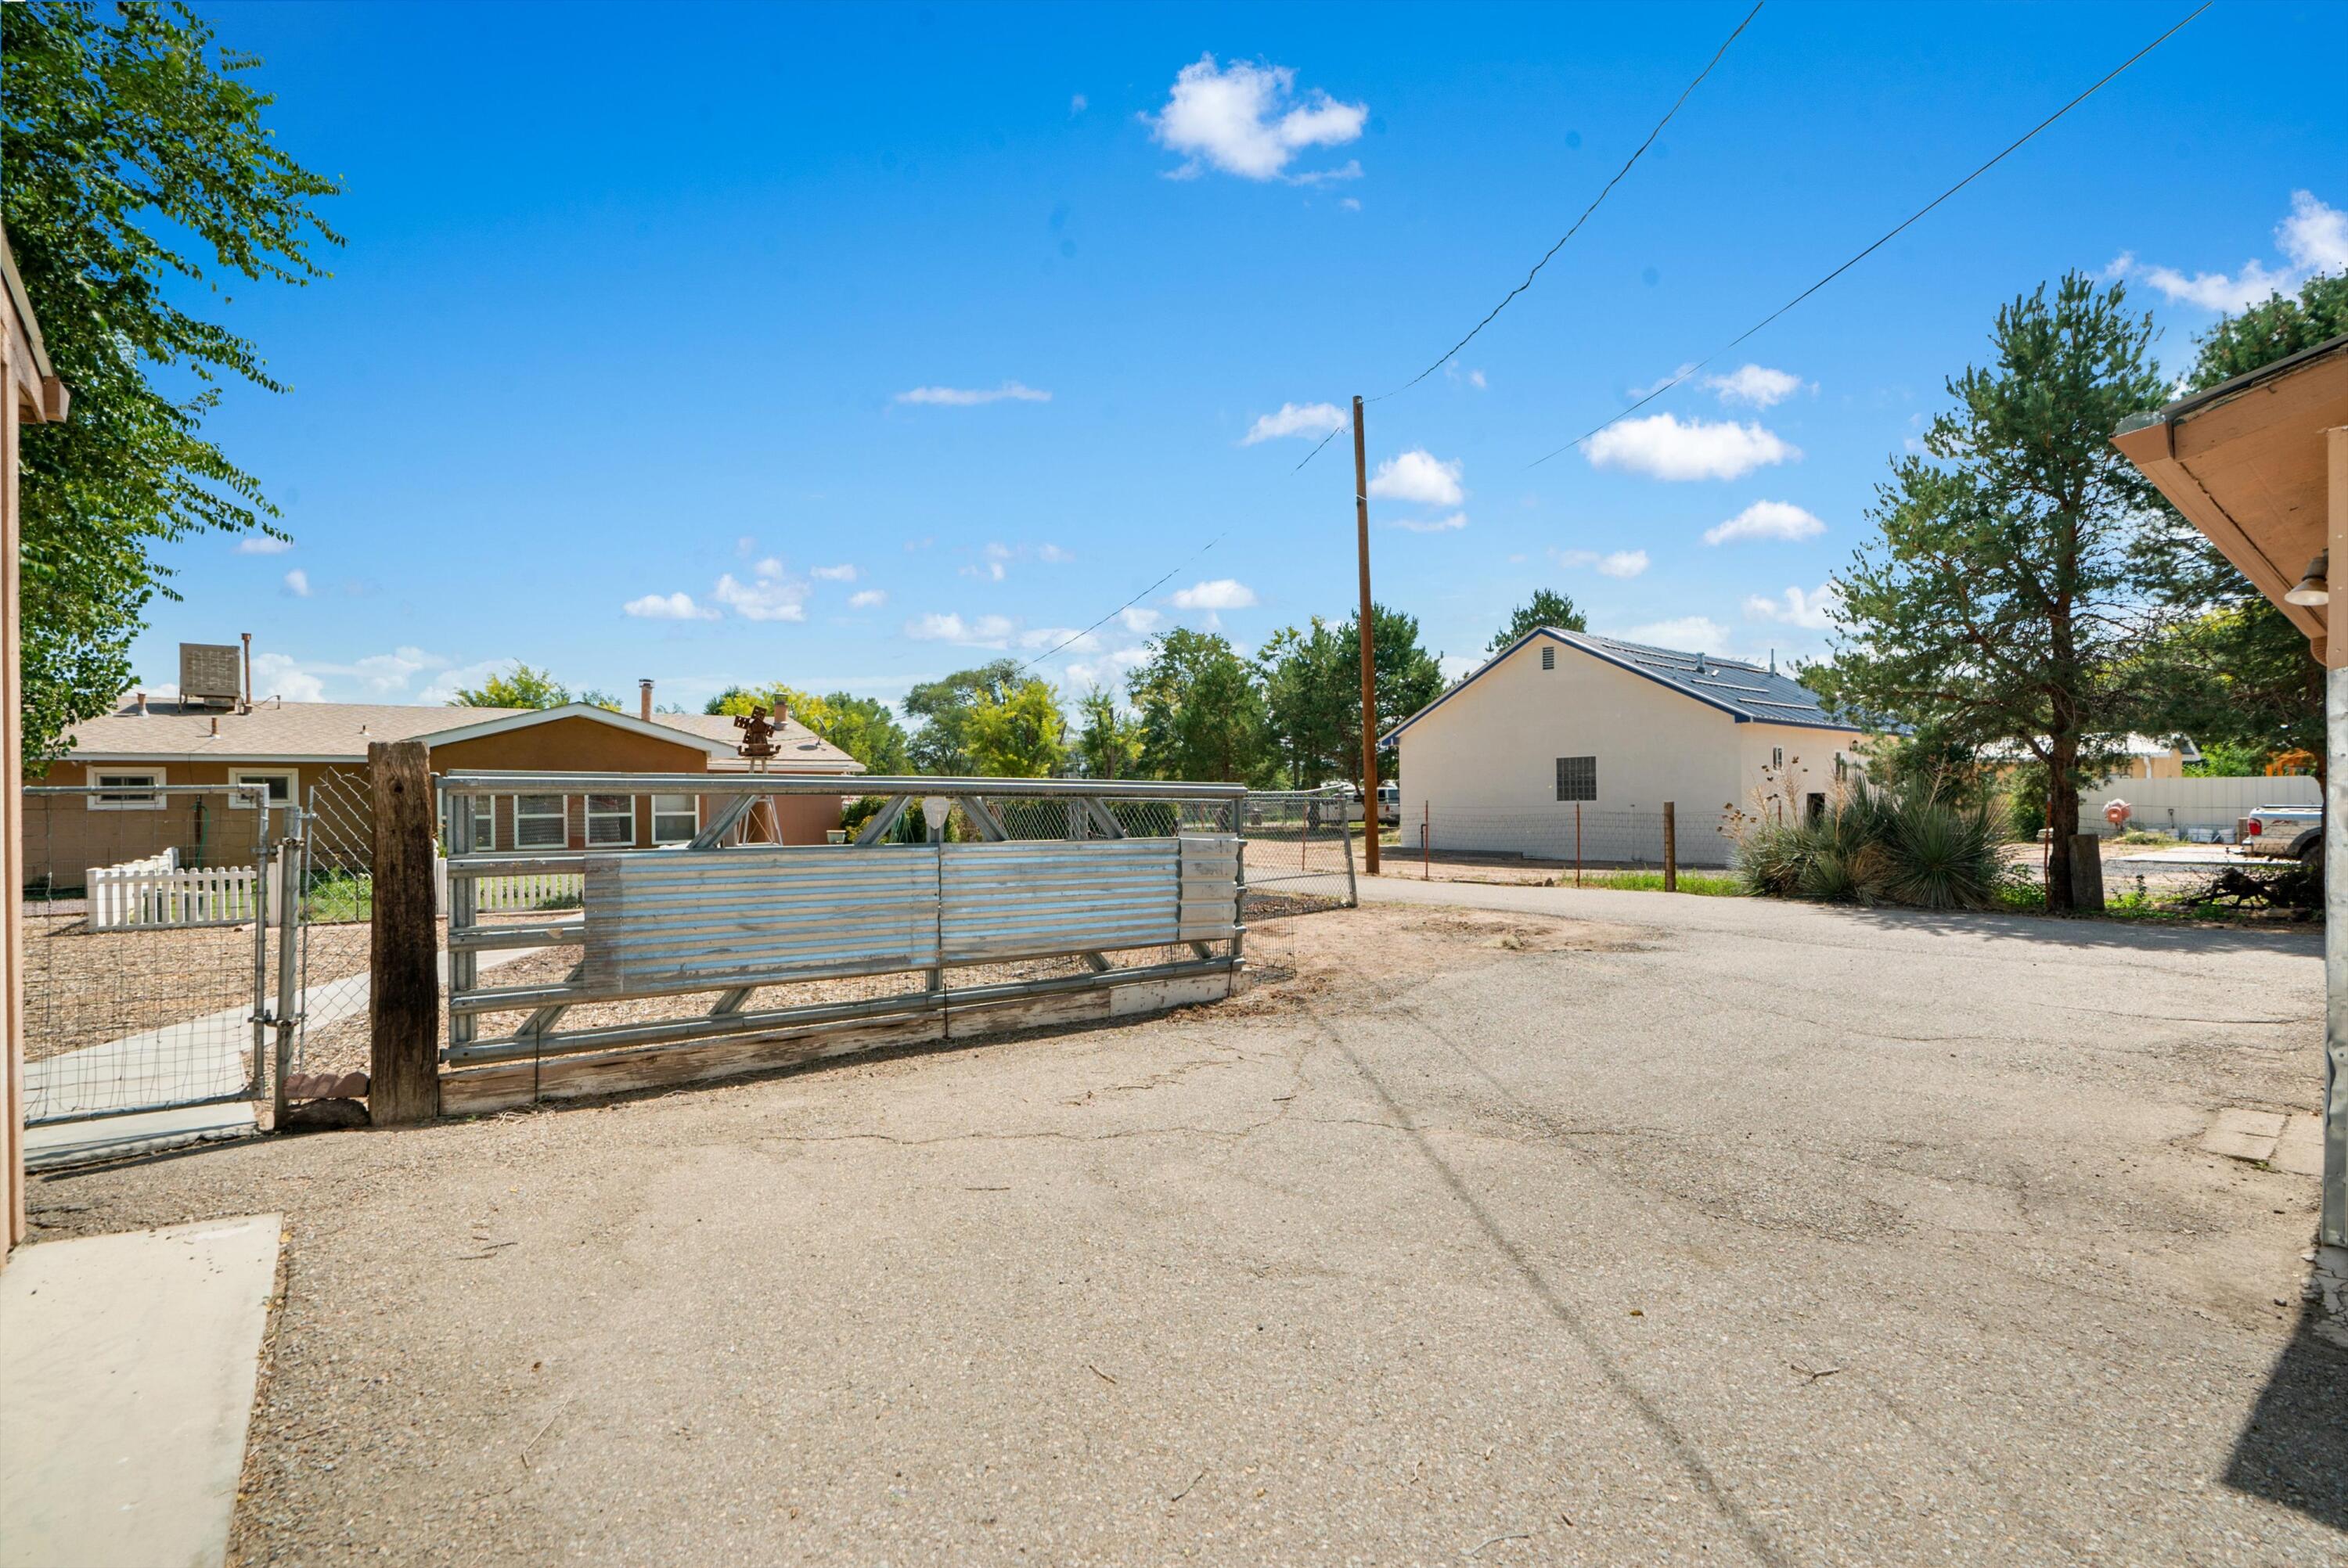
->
<box><xmin>1383</xmin><ymin>628</ymin><xmax>1866</xmax><ymax>866</ymax></box>
<box><xmin>27</xmin><ymin>670</ymin><xmax>862</xmax><ymax>887</ymax></box>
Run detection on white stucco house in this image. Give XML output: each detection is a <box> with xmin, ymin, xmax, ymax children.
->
<box><xmin>1382</xmin><ymin>629</ymin><xmax>1867</xmax><ymax>866</ymax></box>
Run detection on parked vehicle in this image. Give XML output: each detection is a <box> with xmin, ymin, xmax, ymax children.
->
<box><xmin>2238</xmin><ymin>804</ymin><xmax>2322</xmax><ymax>861</ymax></box>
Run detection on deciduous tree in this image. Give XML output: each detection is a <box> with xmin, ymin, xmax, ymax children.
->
<box><xmin>967</xmin><ymin>678</ymin><xmax>1068</xmax><ymax>778</ymax></box>
<box><xmin>449</xmin><ymin>664</ymin><xmax>570</xmax><ymax>710</ymax></box>
<box><xmin>1129</xmin><ymin>629</ymin><xmax>1274</xmax><ymax>785</ymax></box>
<box><xmin>903</xmin><ymin>660</ymin><xmax>1023</xmax><ymax>775</ymax></box>
<box><xmin>1075</xmin><ymin>687</ymin><xmax>1143</xmax><ymax>780</ymax></box>
<box><xmin>5</xmin><ymin>2</ymin><xmax>340</xmax><ymax>764</ymax></box>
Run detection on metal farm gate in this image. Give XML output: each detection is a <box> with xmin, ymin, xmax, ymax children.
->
<box><xmin>21</xmin><ymin>782</ymin><xmax>298</xmax><ymax>1127</ymax></box>
<box><xmin>435</xmin><ymin>773</ymin><xmax>1248</xmax><ymax>1112</ymax></box>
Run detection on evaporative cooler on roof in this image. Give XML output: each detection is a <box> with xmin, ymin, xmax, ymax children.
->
<box><xmin>178</xmin><ymin>642</ymin><xmax>242</xmax><ymax>709</ymax></box>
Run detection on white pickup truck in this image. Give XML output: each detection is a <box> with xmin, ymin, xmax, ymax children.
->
<box><xmin>2237</xmin><ymin>804</ymin><xmax>2321</xmax><ymax>861</ymax></box>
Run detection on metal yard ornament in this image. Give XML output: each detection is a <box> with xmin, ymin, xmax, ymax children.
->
<box><xmin>733</xmin><ymin>704</ymin><xmax>783</xmax><ymax>767</ymax></box>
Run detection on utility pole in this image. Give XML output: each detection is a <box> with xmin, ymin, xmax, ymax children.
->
<box><xmin>1352</xmin><ymin>394</ymin><xmax>1380</xmax><ymax>875</ymax></box>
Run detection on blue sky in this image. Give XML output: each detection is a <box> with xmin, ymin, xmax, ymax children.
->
<box><xmin>135</xmin><ymin>0</ymin><xmax>2344</xmax><ymax>714</ymax></box>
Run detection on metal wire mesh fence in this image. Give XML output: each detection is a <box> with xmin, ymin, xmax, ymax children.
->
<box><xmin>1241</xmin><ymin>789</ymin><xmax>1359</xmax><ymax>909</ymax></box>
<box><xmin>291</xmin><ymin>769</ymin><xmax>380</xmax><ymax>1084</ymax></box>
<box><xmin>20</xmin><ymin>784</ymin><xmax>275</xmax><ymax>1123</ymax></box>
<box><xmin>1404</xmin><ymin>804</ymin><xmax>1734</xmax><ymax>874</ymax></box>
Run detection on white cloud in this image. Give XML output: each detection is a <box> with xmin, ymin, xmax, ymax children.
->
<box><xmin>1147</xmin><ymin>54</ymin><xmax>1366</xmax><ymax>182</ymax></box>
<box><xmin>1612</xmin><ymin>617</ymin><xmax>1731</xmax><ymax>656</ymax></box>
<box><xmin>2115</xmin><ymin>190</ymin><xmax>2347</xmax><ymax>313</ymax></box>
<box><xmin>1584</xmin><ymin>414</ymin><xmax>1799</xmax><ymax>481</ymax></box>
<box><xmin>236</xmin><ymin>535</ymin><xmax>292</xmax><ymax>556</ymax></box>
<box><xmin>282</xmin><ymin>568</ymin><xmax>311</xmax><ymax>597</ymax></box>
<box><xmin>1553</xmin><ymin>548</ymin><xmax>1650</xmax><ymax>579</ymax></box>
<box><xmin>1439</xmin><ymin>653</ymin><xmax>1478</xmax><ymax>683</ymax></box>
<box><xmin>248</xmin><ymin>651</ymin><xmax>325</xmax><ymax>703</ymax></box>
<box><xmin>1118</xmin><ymin>606</ymin><xmax>1162</xmax><ymax>634</ymax></box>
<box><xmin>624</xmin><ymin>591</ymin><xmax>719</xmax><ymax>621</ymax></box>
<box><xmin>1065</xmin><ymin>644</ymin><xmax>1154</xmax><ymax>690</ymax></box>
<box><xmin>1070</xmin><ymin>93</ymin><xmax>1088</xmax><ymax>115</ymax></box>
<box><xmin>1170</xmin><ymin>578</ymin><xmax>1258</xmax><ymax>611</ymax></box>
<box><xmin>1241</xmin><ymin>401</ymin><xmax>1347</xmax><ymax>444</ymax></box>
<box><xmin>894</xmin><ymin>381</ymin><xmax>1051</xmax><ymax>406</ymax></box>
<box><xmin>1340</xmin><ymin>196</ymin><xmax>1361</xmax><ymax>212</ymax></box>
<box><xmin>1444</xmin><ymin>363</ymin><xmax>1488</xmax><ymax>391</ymax></box>
<box><xmin>1745</xmin><ymin>583</ymin><xmax>1842</xmax><ymax>630</ymax></box>
<box><xmin>1705</xmin><ymin>364</ymin><xmax>1808</xmax><ymax>408</ymax></box>
<box><xmin>1704</xmin><ymin>500</ymin><xmax>1826</xmax><ymax>545</ymax></box>
<box><xmin>848</xmin><ymin>588</ymin><xmax>887</xmax><ymax>609</ymax></box>
<box><xmin>1368</xmin><ymin>448</ymin><xmax>1466</xmax><ymax>508</ymax></box>
<box><xmin>344</xmin><ymin>646</ymin><xmax>444</xmax><ymax>693</ymax></box>
<box><xmin>810</xmin><ymin>563</ymin><xmax>858</xmax><ymax>581</ymax></box>
<box><xmin>905</xmin><ymin>612</ymin><xmax>1017</xmax><ymax>647</ymax></box>
<box><xmin>1628</xmin><ymin>362</ymin><xmax>1700</xmax><ymax>400</ymax></box>
<box><xmin>1391</xmin><ymin>512</ymin><xmax>1468</xmax><ymax>534</ymax></box>
<box><xmin>420</xmin><ymin>656</ymin><xmax>524</xmax><ymax>707</ymax></box>
<box><xmin>1019</xmin><ymin>626</ymin><xmax>1100</xmax><ymax>653</ymax></box>
<box><xmin>711</xmin><ymin>566</ymin><xmax>809</xmax><ymax>622</ymax></box>
<box><xmin>1038</xmin><ymin>543</ymin><xmax>1074</xmax><ymax>563</ymax></box>
<box><xmin>1287</xmin><ymin>159</ymin><xmax>1362</xmax><ymax>186</ymax></box>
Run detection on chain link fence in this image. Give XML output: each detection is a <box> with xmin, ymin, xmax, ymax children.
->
<box><xmin>843</xmin><ymin>791</ymin><xmax>1239</xmax><ymax>843</ymax></box>
<box><xmin>20</xmin><ymin>783</ymin><xmax>276</xmax><ymax>1124</ymax></box>
<box><xmin>1241</xmin><ymin>789</ymin><xmax>1358</xmax><ymax>911</ymax></box>
<box><xmin>290</xmin><ymin>768</ymin><xmax>380</xmax><ymax>1087</ymax></box>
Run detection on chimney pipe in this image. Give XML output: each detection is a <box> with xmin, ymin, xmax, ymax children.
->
<box><xmin>134</xmin><ymin>691</ymin><xmax>147</xmax><ymax>716</ymax></box>
<box><xmin>639</xmin><ymin>678</ymin><xmax>654</xmax><ymax>721</ymax></box>
<box><xmin>210</xmin><ymin>714</ymin><xmax>220</xmax><ymax>736</ymax></box>
<box><xmin>240</xmin><ymin>631</ymin><xmax>253</xmax><ymax>713</ymax></box>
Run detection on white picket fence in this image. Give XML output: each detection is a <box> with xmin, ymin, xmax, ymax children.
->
<box><xmin>471</xmin><ymin>870</ymin><xmax>583</xmax><ymax>912</ymax></box>
<box><xmin>88</xmin><ymin>847</ymin><xmax>265</xmax><ymax>931</ymax></box>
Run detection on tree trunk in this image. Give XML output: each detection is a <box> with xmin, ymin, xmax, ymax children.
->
<box><xmin>2047</xmin><ymin>736</ymin><xmax>2082</xmax><ymax>912</ymax></box>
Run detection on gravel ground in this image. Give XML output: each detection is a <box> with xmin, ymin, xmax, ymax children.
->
<box><xmin>23</xmin><ymin>892</ymin><xmax>2343</xmax><ymax>1566</ymax></box>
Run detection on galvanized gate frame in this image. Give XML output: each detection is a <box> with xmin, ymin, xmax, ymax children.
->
<box><xmin>435</xmin><ymin>773</ymin><xmax>1248</xmax><ymax>1106</ymax></box>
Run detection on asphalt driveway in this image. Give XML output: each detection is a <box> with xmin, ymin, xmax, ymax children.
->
<box><xmin>27</xmin><ymin>884</ymin><xmax>2342</xmax><ymax>1566</ymax></box>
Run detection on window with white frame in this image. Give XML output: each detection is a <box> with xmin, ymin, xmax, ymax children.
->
<box><xmin>586</xmin><ymin>793</ymin><xmax>635</xmax><ymax>847</ymax></box>
<box><xmin>466</xmin><ymin>798</ymin><xmax>498</xmax><ymax>851</ymax></box>
<box><xmin>88</xmin><ymin>768</ymin><xmax>164</xmax><ymax>810</ymax></box>
<box><xmin>514</xmin><ymin>793</ymin><xmax>567</xmax><ymax>849</ymax></box>
<box><xmin>650</xmin><ymin>793</ymin><xmax>698</xmax><ymax>845</ymax></box>
<box><xmin>227</xmin><ymin>768</ymin><xmax>297</xmax><ymax>809</ymax></box>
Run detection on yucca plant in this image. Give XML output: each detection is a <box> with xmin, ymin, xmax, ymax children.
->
<box><xmin>1734</xmin><ymin>775</ymin><xmax>2009</xmax><ymax>911</ymax></box>
<box><xmin>1882</xmin><ymin>786</ymin><xmax>2005</xmax><ymax>910</ymax></box>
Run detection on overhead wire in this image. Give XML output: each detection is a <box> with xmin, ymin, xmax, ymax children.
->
<box><xmin>1526</xmin><ymin>0</ymin><xmax>2213</xmax><ymax>468</ymax></box>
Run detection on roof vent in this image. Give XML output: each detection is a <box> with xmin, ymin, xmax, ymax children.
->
<box><xmin>178</xmin><ymin>642</ymin><xmax>242</xmax><ymax>710</ymax></box>
<box><xmin>1694</xmin><ymin>653</ymin><xmax>1709</xmax><ymax>675</ymax></box>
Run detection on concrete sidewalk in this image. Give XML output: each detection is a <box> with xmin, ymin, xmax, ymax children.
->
<box><xmin>1</xmin><ymin>1215</ymin><xmax>282</xmax><ymax>1568</ymax></box>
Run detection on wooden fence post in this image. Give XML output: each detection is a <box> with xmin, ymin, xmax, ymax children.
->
<box><xmin>370</xmin><ymin>740</ymin><xmax>440</xmax><ymax>1122</ymax></box>
<box><xmin>1663</xmin><ymin>802</ymin><xmax>1677</xmax><ymax>892</ymax></box>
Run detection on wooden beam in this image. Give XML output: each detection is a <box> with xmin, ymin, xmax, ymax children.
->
<box><xmin>369</xmin><ymin>740</ymin><xmax>441</xmax><ymax>1123</ymax></box>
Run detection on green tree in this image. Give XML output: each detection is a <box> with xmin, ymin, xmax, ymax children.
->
<box><xmin>903</xmin><ymin>660</ymin><xmax>1023</xmax><ymax>774</ymax></box>
<box><xmin>5</xmin><ymin>2</ymin><xmax>341</xmax><ymax>764</ymax></box>
<box><xmin>449</xmin><ymin>664</ymin><xmax>571</xmax><ymax>710</ymax></box>
<box><xmin>1075</xmin><ymin>687</ymin><xmax>1143</xmax><ymax>780</ymax></box>
<box><xmin>578</xmin><ymin>688</ymin><xmax>624</xmax><ymax>712</ymax></box>
<box><xmin>1129</xmin><ymin>628</ymin><xmax>1275</xmax><ymax>784</ymax></box>
<box><xmin>1487</xmin><ymin>588</ymin><xmax>1586</xmax><ymax>652</ymax></box>
<box><xmin>967</xmin><ymin>678</ymin><xmax>1068</xmax><ymax>778</ymax></box>
<box><xmin>704</xmin><ymin>683</ymin><xmax>909</xmax><ymax>772</ymax></box>
<box><xmin>2129</xmin><ymin>272</ymin><xmax>2348</xmax><ymax>772</ymax></box>
<box><xmin>1256</xmin><ymin>604</ymin><xmax>1446</xmax><ymax>789</ymax></box>
<box><xmin>1810</xmin><ymin>275</ymin><xmax>2170</xmax><ymax>911</ymax></box>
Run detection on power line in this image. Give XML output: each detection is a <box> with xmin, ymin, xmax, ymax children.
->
<box><xmin>1371</xmin><ymin>0</ymin><xmax>1765</xmax><ymax>405</ymax></box>
<box><xmin>1015</xmin><ymin>529</ymin><xmax>1233</xmax><ymax>674</ymax></box>
<box><xmin>1528</xmin><ymin>0</ymin><xmax>2213</xmax><ymax>469</ymax></box>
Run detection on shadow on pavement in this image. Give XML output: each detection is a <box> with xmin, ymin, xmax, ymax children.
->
<box><xmin>1835</xmin><ymin>902</ymin><xmax>2322</xmax><ymax>958</ymax></box>
<box><xmin>2223</xmin><ymin>1307</ymin><xmax>2348</xmax><ymax>1532</ymax></box>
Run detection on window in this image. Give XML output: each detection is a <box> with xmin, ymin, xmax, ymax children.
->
<box><xmin>514</xmin><ymin>793</ymin><xmax>567</xmax><ymax>849</ymax></box>
<box><xmin>1771</xmin><ymin>746</ymin><xmax>1784</xmax><ymax>770</ymax></box>
<box><xmin>227</xmin><ymin>768</ymin><xmax>297</xmax><ymax>809</ymax></box>
<box><xmin>586</xmin><ymin>793</ymin><xmax>636</xmax><ymax>847</ymax></box>
<box><xmin>470</xmin><ymin>799</ymin><xmax>496</xmax><ymax>852</ymax></box>
<box><xmin>1540</xmin><ymin>646</ymin><xmax>1555</xmax><ymax>671</ymax></box>
<box><xmin>1554</xmin><ymin>756</ymin><xmax>1597</xmax><ymax>802</ymax></box>
<box><xmin>651</xmin><ymin>793</ymin><xmax>699</xmax><ymax>845</ymax></box>
<box><xmin>88</xmin><ymin>768</ymin><xmax>164</xmax><ymax>810</ymax></box>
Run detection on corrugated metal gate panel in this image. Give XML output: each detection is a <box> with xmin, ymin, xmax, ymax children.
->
<box><xmin>580</xmin><ymin>846</ymin><xmax>940</xmax><ymax>996</ymax></box>
<box><xmin>941</xmin><ymin>838</ymin><xmax>1180</xmax><ymax>962</ymax></box>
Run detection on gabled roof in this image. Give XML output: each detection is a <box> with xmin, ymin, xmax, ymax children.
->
<box><xmin>56</xmin><ymin>696</ymin><xmax>862</xmax><ymax>771</ymax></box>
<box><xmin>1383</xmin><ymin>628</ymin><xmax>1863</xmax><ymax>745</ymax></box>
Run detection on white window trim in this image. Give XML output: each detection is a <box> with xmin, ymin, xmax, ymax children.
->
<box><xmin>472</xmin><ymin>797</ymin><xmax>499</xmax><ymax>853</ymax></box>
<box><xmin>650</xmin><ymin>793</ymin><xmax>699</xmax><ymax>846</ymax></box>
<box><xmin>226</xmin><ymin>767</ymin><xmax>298</xmax><ymax>809</ymax></box>
<box><xmin>513</xmin><ymin>793</ymin><xmax>567</xmax><ymax>850</ymax></box>
<box><xmin>88</xmin><ymin>767</ymin><xmax>167</xmax><ymax>811</ymax></box>
<box><xmin>585</xmin><ymin>793</ymin><xmax>636</xmax><ymax>848</ymax></box>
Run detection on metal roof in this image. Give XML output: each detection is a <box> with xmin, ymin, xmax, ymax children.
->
<box><xmin>1383</xmin><ymin>628</ymin><xmax>1864</xmax><ymax>744</ymax></box>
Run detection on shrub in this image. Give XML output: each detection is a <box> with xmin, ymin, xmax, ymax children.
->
<box><xmin>1735</xmin><ymin>779</ymin><xmax>2008</xmax><ymax>911</ymax></box>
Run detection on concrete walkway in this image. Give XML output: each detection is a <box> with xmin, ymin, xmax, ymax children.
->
<box><xmin>0</xmin><ymin>1214</ymin><xmax>283</xmax><ymax>1568</ymax></box>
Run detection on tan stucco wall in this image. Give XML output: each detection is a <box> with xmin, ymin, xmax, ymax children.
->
<box><xmin>1393</xmin><ymin>638</ymin><xmax>1860</xmax><ymax>865</ymax></box>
